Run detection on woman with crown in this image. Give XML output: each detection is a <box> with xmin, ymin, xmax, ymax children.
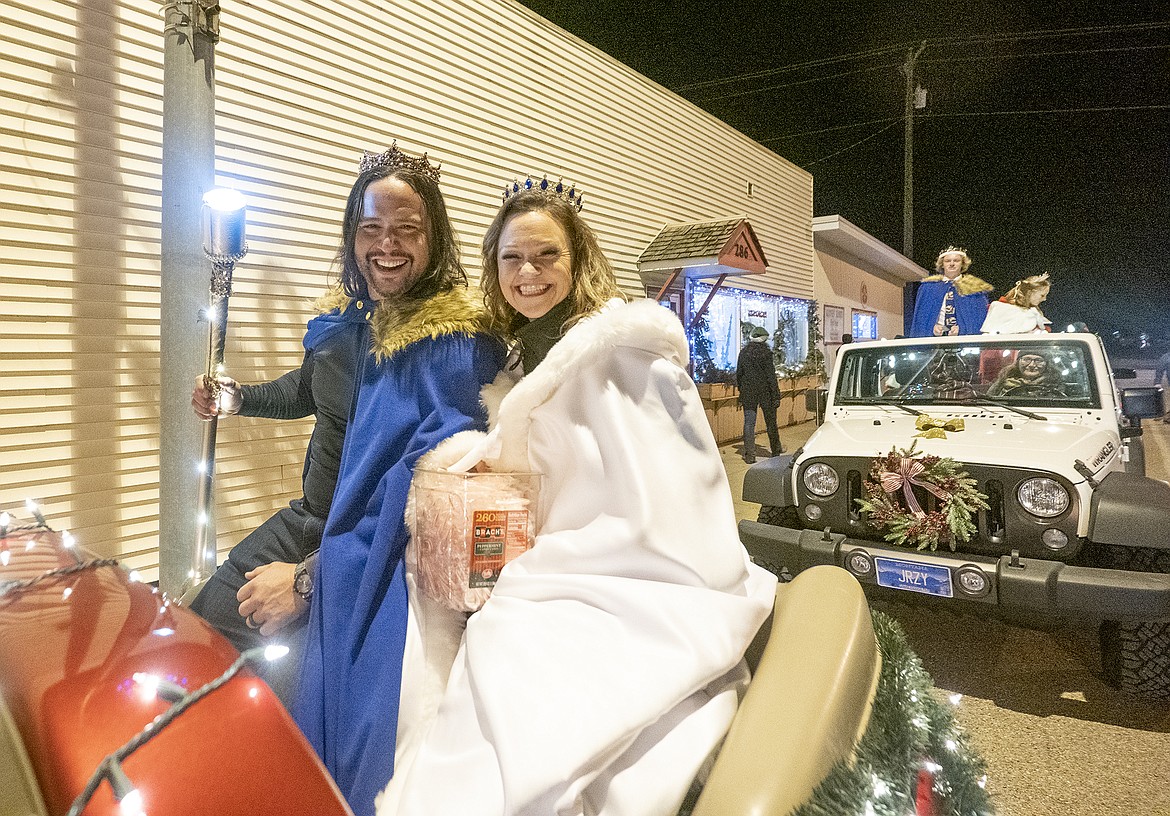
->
<box><xmin>909</xmin><ymin>246</ymin><xmax>994</xmax><ymax>337</ymax></box>
<box><xmin>377</xmin><ymin>179</ymin><xmax>776</xmax><ymax>815</ymax></box>
<box><xmin>979</xmin><ymin>273</ymin><xmax>1052</xmax><ymax>334</ymax></box>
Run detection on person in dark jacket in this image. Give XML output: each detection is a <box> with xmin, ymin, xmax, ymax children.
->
<box><xmin>736</xmin><ymin>326</ymin><xmax>782</xmax><ymax>463</ymax></box>
<box><xmin>186</xmin><ymin>160</ymin><xmax>404</xmax><ymax>703</ymax></box>
<box><xmin>188</xmin><ymin>294</ymin><xmax>368</xmax><ymax>685</ymax></box>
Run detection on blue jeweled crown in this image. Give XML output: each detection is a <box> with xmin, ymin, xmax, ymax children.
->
<box><xmin>502</xmin><ymin>175</ymin><xmax>583</xmax><ymax>212</ymax></box>
<box><xmin>359</xmin><ymin>142</ymin><xmax>441</xmax><ymax>182</ymax></box>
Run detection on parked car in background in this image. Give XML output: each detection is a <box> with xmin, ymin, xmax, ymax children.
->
<box><xmin>740</xmin><ymin>332</ymin><xmax>1170</xmax><ymax>698</ymax></box>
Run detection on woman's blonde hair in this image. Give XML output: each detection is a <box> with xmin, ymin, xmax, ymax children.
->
<box><xmin>1003</xmin><ymin>273</ymin><xmax>1051</xmax><ymax>307</ymax></box>
<box><xmin>480</xmin><ymin>189</ymin><xmax>624</xmax><ymax>337</ymax></box>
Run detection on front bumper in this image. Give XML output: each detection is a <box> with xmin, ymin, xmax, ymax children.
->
<box><xmin>739</xmin><ymin>519</ymin><xmax>1170</xmax><ymax>623</ymax></box>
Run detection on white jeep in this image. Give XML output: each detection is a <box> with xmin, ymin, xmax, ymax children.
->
<box><xmin>739</xmin><ymin>332</ymin><xmax>1170</xmax><ymax>697</ymax></box>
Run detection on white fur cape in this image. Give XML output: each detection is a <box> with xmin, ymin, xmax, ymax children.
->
<box><xmin>382</xmin><ymin>298</ymin><xmax>777</xmax><ymax>816</ymax></box>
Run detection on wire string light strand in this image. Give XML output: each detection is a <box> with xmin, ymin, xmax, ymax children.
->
<box><xmin>0</xmin><ymin>559</ymin><xmax>119</xmax><ymax>599</ymax></box>
<box><xmin>66</xmin><ymin>645</ymin><xmax>289</xmax><ymax>816</ymax></box>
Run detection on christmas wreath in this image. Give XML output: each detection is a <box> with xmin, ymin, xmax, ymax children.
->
<box><xmin>855</xmin><ymin>444</ymin><xmax>989</xmax><ymax>552</ymax></box>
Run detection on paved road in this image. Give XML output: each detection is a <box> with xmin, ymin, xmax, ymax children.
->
<box><xmin>723</xmin><ymin>401</ymin><xmax>1170</xmax><ymax>816</ymax></box>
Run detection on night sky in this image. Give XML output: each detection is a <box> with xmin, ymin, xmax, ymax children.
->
<box><xmin>517</xmin><ymin>1</ymin><xmax>1170</xmax><ymax>347</ymax></box>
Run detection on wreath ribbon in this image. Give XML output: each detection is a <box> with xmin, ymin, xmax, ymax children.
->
<box><xmin>878</xmin><ymin>457</ymin><xmax>953</xmax><ymax>518</ymax></box>
<box><xmin>913</xmin><ymin>415</ymin><xmax>965</xmax><ymax>439</ymax></box>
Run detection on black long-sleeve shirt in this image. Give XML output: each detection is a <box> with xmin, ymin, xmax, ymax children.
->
<box><xmin>239</xmin><ymin>302</ymin><xmax>369</xmax><ymax>519</ymax></box>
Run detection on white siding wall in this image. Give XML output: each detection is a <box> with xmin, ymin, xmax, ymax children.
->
<box><xmin>814</xmin><ymin>247</ymin><xmax>908</xmax><ymax>375</ymax></box>
<box><xmin>1</xmin><ymin>0</ymin><xmax>813</xmax><ymax>578</ymax></box>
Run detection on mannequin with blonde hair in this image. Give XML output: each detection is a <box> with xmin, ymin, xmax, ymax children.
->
<box><xmin>981</xmin><ymin>273</ymin><xmax>1051</xmax><ymax>334</ymax></box>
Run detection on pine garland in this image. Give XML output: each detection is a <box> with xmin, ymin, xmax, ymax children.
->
<box><xmin>855</xmin><ymin>445</ymin><xmax>990</xmax><ymax>552</ymax></box>
<box><xmin>790</xmin><ymin>611</ymin><xmax>995</xmax><ymax>816</ymax></box>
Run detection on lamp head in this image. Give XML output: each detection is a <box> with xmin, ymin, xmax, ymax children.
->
<box><xmin>201</xmin><ymin>188</ymin><xmax>248</xmax><ymax>262</ymax></box>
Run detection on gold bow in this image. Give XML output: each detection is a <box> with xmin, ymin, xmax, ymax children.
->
<box><xmin>913</xmin><ymin>415</ymin><xmax>965</xmax><ymax>439</ymax></box>
<box><xmin>878</xmin><ymin>456</ymin><xmax>952</xmax><ymax>518</ymax></box>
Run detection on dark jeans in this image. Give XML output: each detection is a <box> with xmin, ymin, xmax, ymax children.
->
<box><xmin>188</xmin><ymin>499</ymin><xmax>323</xmax><ymax>706</ymax></box>
<box><xmin>743</xmin><ymin>403</ymin><xmax>781</xmax><ymax>458</ymax></box>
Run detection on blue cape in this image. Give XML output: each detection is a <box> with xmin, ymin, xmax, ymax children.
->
<box><xmin>293</xmin><ymin>331</ymin><xmax>503</xmax><ymax>816</ymax></box>
<box><xmin>909</xmin><ymin>278</ymin><xmax>990</xmax><ymax>337</ymax></box>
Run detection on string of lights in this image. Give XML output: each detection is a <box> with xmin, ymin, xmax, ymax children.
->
<box><xmin>65</xmin><ymin>644</ymin><xmax>290</xmax><ymax>816</ymax></box>
<box><xmin>0</xmin><ymin>558</ymin><xmax>120</xmax><ymax>599</ymax></box>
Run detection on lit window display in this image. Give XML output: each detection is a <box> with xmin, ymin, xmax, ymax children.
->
<box><xmin>687</xmin><ymin>280</ymin><xmax>815</xmax><ymax>382</ymax></box>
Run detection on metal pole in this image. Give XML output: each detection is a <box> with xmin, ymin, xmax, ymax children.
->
<box><xmin>159</xmin><ymin>1</ymin><xmax>219</xmax><ymax>596</ymax></box>
<box><xmin>901</xmin><ymin>43</ymin><xmax>925</xmax><ymax>258</ymax></box>
<box><xmin>192</xmin><ymin>195</ymin><xmax>247</xmax><ymax>595</ymax></box>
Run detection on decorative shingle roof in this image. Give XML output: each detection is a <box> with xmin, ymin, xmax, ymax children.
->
<box><xmin>638</xmin><ymin>217</ymin><xmax>743</xmax><ymax>264</ymax></box>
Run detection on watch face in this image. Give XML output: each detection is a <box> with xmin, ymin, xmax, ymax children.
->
<box><xmin>294</xmin><ymin>570</ymin><xmax>312</xmax><ymax>597</ymax></box>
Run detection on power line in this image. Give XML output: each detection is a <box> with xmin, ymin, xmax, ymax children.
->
<box><xmin>922</xmin><ymin>42</ymin><xmax>1170</xmax><ymax>66</ymax></box>
<box><xmin>759</xmin><ymin>116</ymin><xmax>903</xmax><ymax>143</ymax></box>
<box><xmin>798</xmin><ymin>122</ymin><xmax>900</xmax><ymax>168</ymax></box>
<box><xmin>693</xmin><ymin>63</ymin><xmax>901</xmax><ymax>103</ymax></box>
<box><xmin>674</xmin><ymin>21</ymin><xmax>1170</xmax><ymax>93</ymax></box>
<box><xmin>757</xmin><ymin>103</ymin><xmax>1168</xmax><ymax>145</ymax></box>
<box><xmin>676</xmin><ymin>43</ymin><xmax>909</xmax><ymax>91</ymax></box>
<box><xmin>920</xmin><ymin>103</ymin><xmax>1170</xmax><ymax>118</ymax></box>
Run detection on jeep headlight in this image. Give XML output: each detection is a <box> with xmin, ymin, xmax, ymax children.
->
<box><xmin>1017</xmin><ymin>477</ymin><xmax>1069</xmax><ymax>518</ymax></box>
<box><xmin>803</xmin><ymin>463</ymin><xmax>840</xmax><ymax>497</ymax></box>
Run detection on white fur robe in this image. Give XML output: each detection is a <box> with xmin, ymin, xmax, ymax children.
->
<box><xmin>380</xmin><ymin>299</ymin><xmax>777</xmax><ymax>816</ymax></box>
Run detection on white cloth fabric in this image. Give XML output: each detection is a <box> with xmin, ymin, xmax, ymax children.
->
<box><xmin>379</xmin><ymin>299</ymin><xmax>777</xmax><ymax>816</ymax></box>
<box><xmin>980</xmin><ymin>300</ymin><xmax>1051</xmax><ymax>334</ymax></box>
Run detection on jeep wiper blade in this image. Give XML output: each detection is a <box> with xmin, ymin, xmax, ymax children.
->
<box><xmin>960</xmin><ymin>396</ymin><xmax>1048</xmax><ymax>421</ymax></box>
<box><xmin>872</xmin><ymin>397</ymin><xmax>923</xmax><ymax>416</ymax></box>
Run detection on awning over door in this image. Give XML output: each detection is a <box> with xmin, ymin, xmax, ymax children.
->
<box><xmin>638</xmin><ymin>217</ymin><xmax>768</xmax><ymax>280</ymax></box>
<box><xmin>637</xmin><ymin>217</ymin><xmax>769</xmax><ymax>325</ymax></box>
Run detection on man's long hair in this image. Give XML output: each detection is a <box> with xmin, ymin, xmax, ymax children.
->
<box><xmin>337</xmin><ymin>166</ymin><xmax>467</xmax><ymax>301</ymax></box>
<box><xmin>480</xmin><ymin>190</ymin><xmax>623</xmax><ymax>336</ymax></box>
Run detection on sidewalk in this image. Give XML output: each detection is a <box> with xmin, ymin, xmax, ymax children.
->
<box><xmin>718</xmin><ymin>421</ymin><xmax>815</xmax><ymax>524</ymax></box>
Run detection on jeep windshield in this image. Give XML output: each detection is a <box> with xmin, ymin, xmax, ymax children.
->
<box><xmin>834</xmin><ymin>338</ymin><xmax>1100</xmax><ymax>409</ymax></box>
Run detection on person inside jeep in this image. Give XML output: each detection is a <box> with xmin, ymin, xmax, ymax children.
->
<box><xmin>987</xmin><ymin>350</ymin><xmax>1067</xmax><ymax>398</ymax></box>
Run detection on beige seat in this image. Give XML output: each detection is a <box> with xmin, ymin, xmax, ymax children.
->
<box><xmin>0</xmin><ymin>695</ymin><xmax>49</xmax><ymax>816</ymax></box>
<box><xmin>693</xmin><ymin>565</ymin><xmax>882</xmax><ymax>816</ymax></box>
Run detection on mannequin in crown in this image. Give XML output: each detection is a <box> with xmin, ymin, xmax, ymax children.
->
<box><xmin>980</xmin><ymin>273</ymin><xmax>1052</xmax><ymax>334</ymax></box>
<box><xmin>909</xmin><ymin>246</ymin><xmax>994</xmax><ymax>337</ymax></box>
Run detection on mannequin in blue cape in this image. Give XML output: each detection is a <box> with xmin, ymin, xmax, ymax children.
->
<box><xmin>909</xmin><ymin>246</ymin><xmax>993</xmax><ymax>337</ymax></box>
<box><xmin>290</xmin><ymin>146</ymin><xmax>504</xmax><ymax>816</ymax></box>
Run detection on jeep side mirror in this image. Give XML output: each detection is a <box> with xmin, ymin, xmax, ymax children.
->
<box><xmin>1113</xmin><ymin>368</ymin><xmax>1138</xmax><ymax>380</ymax></box>
<box><xmin>806</xmin><ymin>387</ymin><xmax>828</xmax><ymax>426</ymax></box>
<box><xmin>1119</xmin><ymin>385</ymin><xmax>1164</xmax><ymax>420</ymax></box>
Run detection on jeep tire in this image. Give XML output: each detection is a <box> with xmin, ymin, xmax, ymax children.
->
<box><xmin>755</xmin><ymin>506</ymin><xmax>802</xmax><ymax>582</ymax></box>
<box><xmin>758</xmin><ymin>505</ymin><xmax>802</xmax><ymax>529</ymax></box>
<box><xmin>1097</xmin><ymin>545</ymin><xmax>1170</xmax><ymax>699</ymax></box>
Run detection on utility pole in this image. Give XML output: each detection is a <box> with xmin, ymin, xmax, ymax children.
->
<box><xmin>901</xmin><ymin>43</ymin><xmax>926</xmax><ymax>259</ymax></box>
<box><xmin>159</xmin><ymin>1</ymin><xmax>220</xmax><ymax>597</ymax></box>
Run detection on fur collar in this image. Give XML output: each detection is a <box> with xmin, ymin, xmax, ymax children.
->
<box><xmin>488</xmin><ymin>298</ymin><xmax>688</xmax><ymax>471</ymax></box>
<box><xmin>367</xmin><ymin>288</ymin><xmax>487</xmax><ymax>362</ymax></box>
<box><xmin>315</xmin><ymin>287</ymin><xmax>353</xmax><ymax>315</ymax></box>
<box><xmin>312</xmin><ymin>287</ymin><xmax>487</xmax><ymax>361</ymax></box>
<box><xmin>921</xmin><ymin>273</ymin><xmax>994</xmax><ymax>296</ymax></box>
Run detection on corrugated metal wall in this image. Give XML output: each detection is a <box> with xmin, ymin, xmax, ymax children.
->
<box><xmin>1</xmin><ymin>0</ymin><xmax>812</xmax><ymax>579</ymax></box>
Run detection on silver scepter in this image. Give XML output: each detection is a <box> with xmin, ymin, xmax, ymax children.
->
<box><xmin>191</xmin><ymin>188</ymin><xmax>247</xmax><ymax>595</ymax></box>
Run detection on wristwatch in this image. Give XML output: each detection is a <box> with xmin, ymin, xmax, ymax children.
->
<box><xmin>293</xmin><ymin>556</ymin><xmax>314</xmax><ymax>603</ymax></box>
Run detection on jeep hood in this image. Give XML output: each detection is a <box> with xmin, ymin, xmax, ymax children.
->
<box><xmin>803</xmin><ymin>413</ymin><xmax>1120</xmax><ymax>479</ymax></box>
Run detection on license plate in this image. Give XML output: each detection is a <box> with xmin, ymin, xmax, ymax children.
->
<box><xmin>874</xmin><ymin>556</ymin><xmax>953</xmax><ymax>598</ymax></box>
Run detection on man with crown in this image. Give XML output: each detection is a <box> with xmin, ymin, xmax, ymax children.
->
<box><xmin>909</xmin><ymin>246</ymin><xmax>994</xmax><ymax>337</ymax></box>
<box><xmin>283</xmin><ymin>145</ymin><xmax>504</xmax><ymax>816</ymax></box>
